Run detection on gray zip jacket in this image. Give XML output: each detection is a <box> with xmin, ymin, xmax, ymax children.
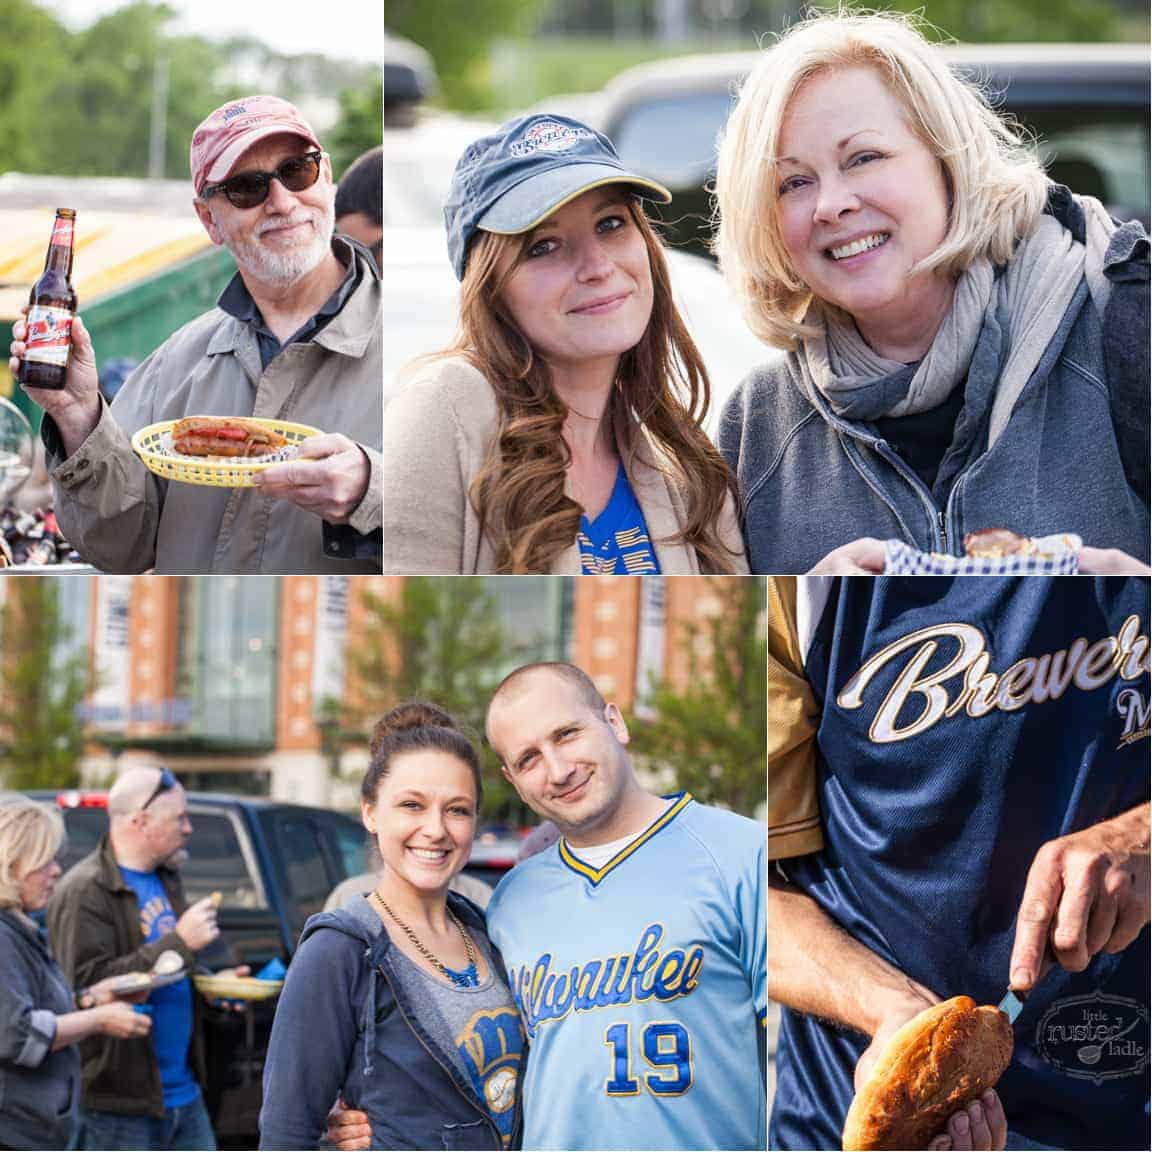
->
<box><xmin>719</xmin><ymin>196</ymin><xmax>1149</xmax><ymax>573</ymax></box>
<box><xmin>0</xmin><ymin>908</ymin><xmax>80</xmax><ymax>1152</ymax></box>
<box><xmin>45</xmin><ymin>241</ymin><xmax>383</xmax><ymax>574</ymax></box>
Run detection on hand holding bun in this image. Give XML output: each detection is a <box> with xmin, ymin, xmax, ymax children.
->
<box><xmin>843</xmin><ymin>996</ymin><xmax>1013</xmax><ymax>1151</ymax></box>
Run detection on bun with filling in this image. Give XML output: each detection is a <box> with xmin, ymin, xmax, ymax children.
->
<box><xmin>171</xmin><ymin>417</ymin><xmax>287</xmax><ymax>459</ymax></box>
<box><xmin>842</xmin><ymin>996</ymin><xmax>1013</xmax><ymax>1151</ymax></box>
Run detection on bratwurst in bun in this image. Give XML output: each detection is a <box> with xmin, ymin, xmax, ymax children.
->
<box><xmin>172</xmin><ymin>417</ymin><xmax>288</xmax><ymax>459</ymax></box>
<box><xmin>842</xmin><ymin>996</ymin><xmax>1013</xmax><ymax>1151</ymax></box>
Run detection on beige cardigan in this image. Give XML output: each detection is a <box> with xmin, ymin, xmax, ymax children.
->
<box><xmin>382</xmin><ymin>357</ymin><xmax>748</xmax><ymax>575</ymax></box>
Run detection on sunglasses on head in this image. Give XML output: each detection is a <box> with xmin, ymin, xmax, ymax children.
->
<box><xmin>140</xmin><ymin>767</ymin><xmax>177</xmax><ymax>811</ymax></box>
<box><xmin>202</xmin><ymin>150</ymin><xmax>324</xmax><ymax>210</ymax></box>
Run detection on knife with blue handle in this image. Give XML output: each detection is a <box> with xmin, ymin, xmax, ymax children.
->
<box><xmin>998</xmin><ymin>986</ymin><xmax>1029</xmax><ymax>1024</ymax></box>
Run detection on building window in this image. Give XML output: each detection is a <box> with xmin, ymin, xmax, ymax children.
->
<box><xmin>178</xmin><ymin>578</ymin><xmax>279</xmax><ymax>748</ymax></box>
<box><xmin>483</xmin><ymin>576</ymin><xmax>571</xmax><ymax>667</ymax></box>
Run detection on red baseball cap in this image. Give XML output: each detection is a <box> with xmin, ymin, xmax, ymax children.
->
<box><xmin>190</xmin><ymin>95</ymin><xmax>322</xmax><ymax>194</ymax></box>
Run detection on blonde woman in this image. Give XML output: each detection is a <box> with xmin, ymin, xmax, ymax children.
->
<box><xmin>0</xmin><ymin>796</ymin><xmax>150</xmax><ymax>1152</ymax></box>
<box><xmin>714</xmin><ymin>10</ymin><xmax>1149</xmax><ymax>574</ymax></box>
<box><xmin>382</xmin><ymin>114</ymin><xmax>746</xmax><ymax>575</ymax></box>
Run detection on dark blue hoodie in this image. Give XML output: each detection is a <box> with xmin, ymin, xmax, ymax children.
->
<box><xmin>0</xmin><ymin>908</ymin><xmax>81</xmax><ymax>1152</ymax></box>
<box><xmin>259</xmin><ymin>892</ymin><xmax>522</xmax><ymax>1151</ymax></box>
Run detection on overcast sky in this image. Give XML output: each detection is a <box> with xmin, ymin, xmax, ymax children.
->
<box><xmin>42</xmin><ymin>0</ymin><xmax>383</xmax><ymax>64</ymax></box>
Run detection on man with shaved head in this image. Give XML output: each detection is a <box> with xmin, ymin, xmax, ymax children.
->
<box><xmin>330</xmin><ymin>660</ymin><xmax>768</xmax><ymax>1152</ymax></box>
<box><xmin>47</xmin><ymin>764</ymin><xmax>231</xmax><ymax>1150</ymax></box>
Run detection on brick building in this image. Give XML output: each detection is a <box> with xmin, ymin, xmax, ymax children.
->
<box><xmin>0</xmin><ymin>575</ymin><xmax>759</xmax><ymax>807</ymax></box>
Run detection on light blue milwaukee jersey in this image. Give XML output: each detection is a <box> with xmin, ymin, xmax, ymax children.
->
<box><xmin>486</xmin><ymin>793</ymin><xmax>767</xmax><ymax>1151</ymax></box>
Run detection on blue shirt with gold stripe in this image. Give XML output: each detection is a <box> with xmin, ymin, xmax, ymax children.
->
<box><xmin>578</xmin><ymin>465</ymin><xmax>660</xmax><ymax>575</ymax></box>
<box><xmin>486</xmin><ymin>793</ymin><xmax>767</xmax><ymax>1151</ymax></box>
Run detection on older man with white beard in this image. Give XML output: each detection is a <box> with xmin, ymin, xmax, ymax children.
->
<box><xmin>9</xmin><ymin>95</ymin><xmax>382</xmax><ymax>573</ymax></box>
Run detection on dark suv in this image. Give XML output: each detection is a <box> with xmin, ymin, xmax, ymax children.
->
<box><xmin>31</xmin><ymin>791</ymin><xmax>369</xmax><ymax>1148</ymax></box>
<box><xmin>593</xmin><ymin>43</ymin><xmax>1150</xmax><ymax>256</ymax></box>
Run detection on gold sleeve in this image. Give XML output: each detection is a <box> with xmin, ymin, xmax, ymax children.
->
<box><xmin>768</xmin><ymin>577</ymin><xmax>823</xmax><ymax>860</ymax></box>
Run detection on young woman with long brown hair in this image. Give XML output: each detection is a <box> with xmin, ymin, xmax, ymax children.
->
<box><xmin>260</xmin><ymin>703</ymin><xmax>524</xmax><ymax>1150</ymax></box>
<box><xmin>382</xmin><ymin>114</ymin><xmax>747</xmax><ymax>574</ymax></box>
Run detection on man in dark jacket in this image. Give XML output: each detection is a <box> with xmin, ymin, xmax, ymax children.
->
<box><xmin>47</xmin><ymin>765</ymin><xmax>231</xmax><ymax>1150</ymax></box>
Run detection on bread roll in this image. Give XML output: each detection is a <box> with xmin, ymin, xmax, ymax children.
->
<box><xmin>171</xmin><ymin>417</ymin><xmax>287</xmax><ymax>459</ymax></box>
<box><xmin>842</xmin><ymin>996</ymin><xmax>1013</xmax><ymax>1151</ymax></box>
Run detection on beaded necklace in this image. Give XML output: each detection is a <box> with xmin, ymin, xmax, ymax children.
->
<box><xmin>370</xmin><ymin>889</ymin><xmax>480</xmax><ymax>988</ymax></box>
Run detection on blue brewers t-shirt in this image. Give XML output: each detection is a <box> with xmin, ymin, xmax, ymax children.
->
<box><xmin>119</xmin><ymin>868</ymin><xmax>200</xmax><ymax>1108</ymax></box>
<box><xmin>578</xmin><ymin>465</ymin><xmax>660</xmax><ymax>575</ymax></box>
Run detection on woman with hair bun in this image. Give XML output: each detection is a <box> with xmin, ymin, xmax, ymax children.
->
<box><xmin>714</xmin><ymin>9</ymin><xmax>1149</xmax><ymax>574</ymax></box>
<box><xmin>260</xmin><ymin>704</ymin><xmax>524</xmax><ymax>1151</ymax></box>
<box><xmin>383</xmin><ymin>113</ymin><xmax>747</xmax><ymax>575</ymax></box>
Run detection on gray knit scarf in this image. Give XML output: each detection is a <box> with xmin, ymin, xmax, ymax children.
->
<box><xmin>802</xmin><ymin>195</ymin><xmax>1116</xmax><ymax>449</ymax></box>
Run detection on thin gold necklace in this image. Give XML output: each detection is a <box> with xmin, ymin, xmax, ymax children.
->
<box><xmin>370</xmin><ymin>889</ymin><xmax>479</xmax><ymax>987</ymax></box>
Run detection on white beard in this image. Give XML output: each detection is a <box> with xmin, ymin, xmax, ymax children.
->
<box><xmin>213</xmin><ymin>199</ymin><xmax>336</xmax><ymax>285</ymax></box>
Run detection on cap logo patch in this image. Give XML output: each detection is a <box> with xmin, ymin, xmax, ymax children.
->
<box><xmin>222</xmin><ymin>103</ymin><xmax>248</xmax><ymax>121</ymax></box>
<box><xmin>510</xmin><ymin>120</ymin><xmax>594</xmax><ymax>158</ymax></box>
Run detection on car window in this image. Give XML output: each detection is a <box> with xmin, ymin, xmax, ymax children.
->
<box><xmin>611</xmin><ymin>90</ymin><xmax>736</xmax><ymax>189</ymax></box>
<box><xmin>183</xmin><ymin>810</ymin><xmax>267</xmax><ymax>910</ymax></box>
<box><xmin>1023</xmin><ymin>108</ymin><xmax>1150</xmax><ymax>222</ymax></box>
<box><xmin>271</xmin><ymin>814</ymin><xmax>334</xmax><ymax>917</ymax></box>
<box><xmin>59</xmin><ymin>808</ymin><xmax>109</xmax><ymax>872</ymax></box>
<box><xmin>324</xmin><ymin>816</ymin><xmax>370</xmax><ymax>880</ymax></box>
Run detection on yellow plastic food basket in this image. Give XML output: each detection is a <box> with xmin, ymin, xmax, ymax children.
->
<box><xmin>131</xmin><ymin>417</ymin><xmax>323</xmax><ymax>488</ymax></box>
<box><xmin>192</xmin><ymin>974</ymin><xmax>284</xmax><ymax>1001</ymax></box>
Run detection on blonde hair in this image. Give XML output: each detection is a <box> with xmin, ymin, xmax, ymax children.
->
<box><xmin>439</xmin><ymin>201</ymin><xmax>741</xmax><ymax>574</ymax></box>
<box><xmin>0</xmin><ymin>795</ymin><xmax>63</xmax><ymax>909</ymax></box>
<box><xmin>714</xmin><ymin>8</ymin><xmax>1050</xmax><ymax>348</ymax></box>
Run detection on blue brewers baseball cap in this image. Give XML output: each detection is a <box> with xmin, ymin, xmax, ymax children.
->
<box><xmin>444</xmin><ymin>114</ymin><xmax>672</xmax><ymax>280</ymax></box>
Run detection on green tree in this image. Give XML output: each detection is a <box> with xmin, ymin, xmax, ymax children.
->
<box><xmin>387</xmin><ymin>0</ymin><xmax>551</xmax><ymax>111</ymax></box>
<box><xmin>750</xmin><ymin>0</ymin><xmax>1126</xmax><ymax>41</ymax></box>
<box><xmin>330</xmin><ymin>79</ymin><xmax>384</xmax><ymax>178</ymax></box>
<box><xmin>628</xmin><ymin>577</ymin><xmax>766</xmax><ymax>817</ymax></box>
<box><xmin>348</xmin><ymin>578</ymin><xmax>528</xmax><ymax>822</ymax></box>
<box><xmin>0</xmin><ymin>0</ymin><xmax>68</xmax><ymax>171</ymax></box>
<box><xmin>0</xmin><ymin>579</ymin><xmax>89</xmax><ymax>790</ymax></box>
<box><xmin>40</xmin><ymin>2</ymin><xmax>230</xmax><ymax>178</ymax></box>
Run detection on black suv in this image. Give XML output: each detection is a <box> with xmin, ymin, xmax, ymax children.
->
<box><xmin>592</xmin><ymin>43</ymin><xmax>1150</xmax><ymax>256</ymax></box>
<box><xmin>32</xmin><ymin>791</ymin><xmax>369</xmax><ymax>1148</ymax></box>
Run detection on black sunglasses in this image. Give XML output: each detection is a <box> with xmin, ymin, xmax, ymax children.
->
<box><xmin>140</xmin><ymin>767</ymin><xmax>178</xmax><ymax>811</ymax></box>
<box><xmin>202</xmin><ymin>150</ymin><xmax>324</xmax><ymax>210</ymax></box>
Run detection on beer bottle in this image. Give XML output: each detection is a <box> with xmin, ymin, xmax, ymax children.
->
<box><xmin>18</xmin><ymin>208</ymin><xmax>78</xmax><ymax>390</ymax></box>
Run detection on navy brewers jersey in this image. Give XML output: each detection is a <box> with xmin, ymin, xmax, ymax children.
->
<box><xmin>486</xmin><ymin>793</ymin><xmax>767</xmax><ymax>1150</ymax></box>
<box><xmin>770</xmin><ymin>576</ymin><xmax>1150</xmax><ymax>1151</ymax></box>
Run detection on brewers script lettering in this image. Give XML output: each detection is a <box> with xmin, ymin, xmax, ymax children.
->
<box><xmin>508</xmin><ymin>923</ymin><xmax>705</xmax><ymax>1039</ymax></box>
<box><xmin>837</xmin><ymin>615</ymin><xmax>1149</xmax><ymax>744</ymax></box>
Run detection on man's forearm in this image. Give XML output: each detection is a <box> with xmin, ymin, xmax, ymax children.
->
<box><xmin>769</xmin><ymin>870</ymin><xmax>936</xmax><ymax>1038</ymax></box>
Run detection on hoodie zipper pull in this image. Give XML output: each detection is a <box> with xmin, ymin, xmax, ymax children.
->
<box><xmin>938</xmin><ymin>510</ymin><xmax>948</xmax><ymax>552</ymax></box>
